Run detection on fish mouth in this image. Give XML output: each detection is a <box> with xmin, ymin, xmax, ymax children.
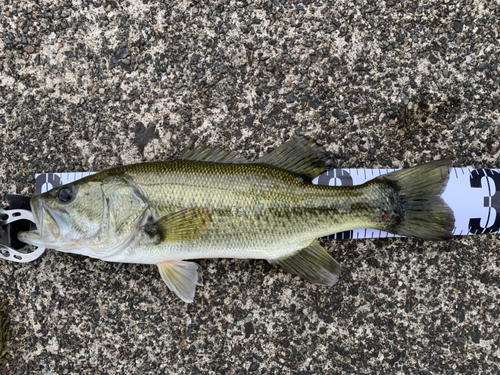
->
<box><xmin>17</xmin><ymin>196</ymin><xmax>59</xmax><ymax>246</ymax></box>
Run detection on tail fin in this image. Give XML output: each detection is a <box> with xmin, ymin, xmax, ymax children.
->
<box><xmin>378</xmin><ymin>160</ymin><xmax>455</xmax><ymax>240</ymax></box>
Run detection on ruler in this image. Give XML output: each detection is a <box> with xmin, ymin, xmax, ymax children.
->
<box><xmin>34</xmin><ymin>167</ymin><xmax>500</xmax><ymax>239</ymax></box>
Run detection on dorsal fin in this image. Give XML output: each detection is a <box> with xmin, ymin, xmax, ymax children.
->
<box><xmin>180</xmin><ymin>146</ymin><xmax>249</xmax><ymax>164</ymax></box>
<box><xmin>257</xmin><ymin>138</ymin><xmax>328</xmax><ymax>179</ymax></box>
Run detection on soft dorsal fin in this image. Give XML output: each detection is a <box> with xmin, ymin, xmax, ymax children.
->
<box><xmin>157</xmin><ymin>260</ymin><xmax>203</xmax><ymax>302</ymax></box>
<box><xmin>180</xmin><ymin>146</ymin><xmax>249</xmax><ymax>164</ymax></box>
<box><xmin>257</xmin><ymin>138</ymin><xmax>328</xmax><ymax>179</ymax></box>
<box><xmin>268</xmin><ymin>240</ymin><xmax>341</xmax><ymax>286</ymax></box>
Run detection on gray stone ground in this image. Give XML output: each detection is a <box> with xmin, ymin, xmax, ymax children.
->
<box><xmin>1</xmin><ymin>0</ymin><xmax>499</xmax><ymax>374</ymax></box>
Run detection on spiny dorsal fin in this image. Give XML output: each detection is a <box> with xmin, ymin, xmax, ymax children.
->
<box><xmin>268</xmin><ymin>240</ymin><xmax>341</xmax><ymax>286</ymax></box>
<box><xmin>257</xmin><ymin>138</ymin><xmax>328</xmax><ymax>179</ymax></box>
<box><xmin>157</xmin><ymin>260</ymin><xmax>203</xmax><ymax>302</ymax></box>
<box><xmin>144</xmin><ymin>207</ymin><xmax>212</xmax><ymax>244</ymax></box>
<box><xmin>180</xmin><ymin>146</ymin><xmax>249</xmax><ymax>164</ymax></box>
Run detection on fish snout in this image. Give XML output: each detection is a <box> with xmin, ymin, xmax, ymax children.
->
<box><xmin>21</xmin><ymin>196</ymin><xmax>64</xmax><ymax>244</ymax></box>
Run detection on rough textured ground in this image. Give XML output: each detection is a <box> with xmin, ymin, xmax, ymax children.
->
<box><xmin>1</xmin><ymin>0</ymin><xmax>500</xmax><ymax>374</ymax></box>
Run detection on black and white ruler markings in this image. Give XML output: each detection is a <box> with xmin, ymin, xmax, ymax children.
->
<box><xmin>35</xmin><ymin>172</ymin><xmax>96</xmax><ymax>196</ymax></box>
<box><xmin>35</xmin><ymin>167</ymin><xmax>500</xmax><ymax>240</ymax></box>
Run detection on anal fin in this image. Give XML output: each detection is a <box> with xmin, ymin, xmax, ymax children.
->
<box><xmin>269</xmin><ymin>240</ymin><xmax>341</xmax><ymax>286</ymax></box>
<box><xmin>157</xmin><ymin>260</ymin><xmax>202</xmax><ymax>303</ymax></box>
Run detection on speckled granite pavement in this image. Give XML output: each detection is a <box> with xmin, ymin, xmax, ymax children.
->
<box><xmin>1</xmin><ymin>1</ymin><xmax>499</xmax><ymax>374</ymax></box>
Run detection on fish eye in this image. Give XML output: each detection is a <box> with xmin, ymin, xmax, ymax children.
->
<box><xmin>58</xmin><ymin>186</ymin><xmax>75</xmax><ymax>204</ymax></box>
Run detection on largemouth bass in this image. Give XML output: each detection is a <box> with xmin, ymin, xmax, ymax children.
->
<box><xmin>18</xmin><ymin>139</ymin><xmax>454</xmax><ymax>302</ymax></box>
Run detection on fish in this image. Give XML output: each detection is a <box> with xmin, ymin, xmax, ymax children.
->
<box><xmin>18</xmin><ymin>138</ymin><xmax>455</xmax><ymax>302</ymax></box>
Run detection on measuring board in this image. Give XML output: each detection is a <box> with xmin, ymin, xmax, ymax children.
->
<box><xmin>34</xmin><ymin>167</ymin><xmax>500</xmax><ymax>240</ymax></box>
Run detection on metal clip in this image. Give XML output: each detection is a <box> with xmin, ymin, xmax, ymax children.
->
<box><xmin>0</xmin><ymin>209</ymin><xmax>46</xmax><ymax>263</ymax></box>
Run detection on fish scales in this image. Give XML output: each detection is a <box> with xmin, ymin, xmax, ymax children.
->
<box><xmin>107</xmin><ymin>160</ymin><xmax>382</xmax><ymax>262</ymax></box>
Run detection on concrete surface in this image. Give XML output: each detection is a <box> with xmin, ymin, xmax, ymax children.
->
<box><xmin>1</xmin><ymin>0</ymin><xmax>499</xmax><ymax>374</ymax></box>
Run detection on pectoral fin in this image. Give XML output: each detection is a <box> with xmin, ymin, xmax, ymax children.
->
<box><xmin>269</xmin><ymin>240</ymin><xmax>341</xmax><ymax>286</ymax></box>
<box><xmin>145</xmin><ymin>207</ymin><xmax>212</xmax><ymax>244</ymax></box>
<box><xmin>157</xmin><ymin>260</ymin><xmax>203</xmax><ymax>303</ymax></box>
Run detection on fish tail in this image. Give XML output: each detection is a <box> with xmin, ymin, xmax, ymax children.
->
<box><xmin>374</xmin><ymin>160</ymin><xmax>455</xmax><ymax>240</ymax></box>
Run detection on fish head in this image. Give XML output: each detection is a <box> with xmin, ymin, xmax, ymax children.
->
<box><xmin>18</xmin><ymin>180</ymin><xmax>108</xmax><ymax>251</ymax></box>
<box><xmin>19</xmin><ymin>173</ymin><xmax>151</xmax><ymax>258</ymax></box>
